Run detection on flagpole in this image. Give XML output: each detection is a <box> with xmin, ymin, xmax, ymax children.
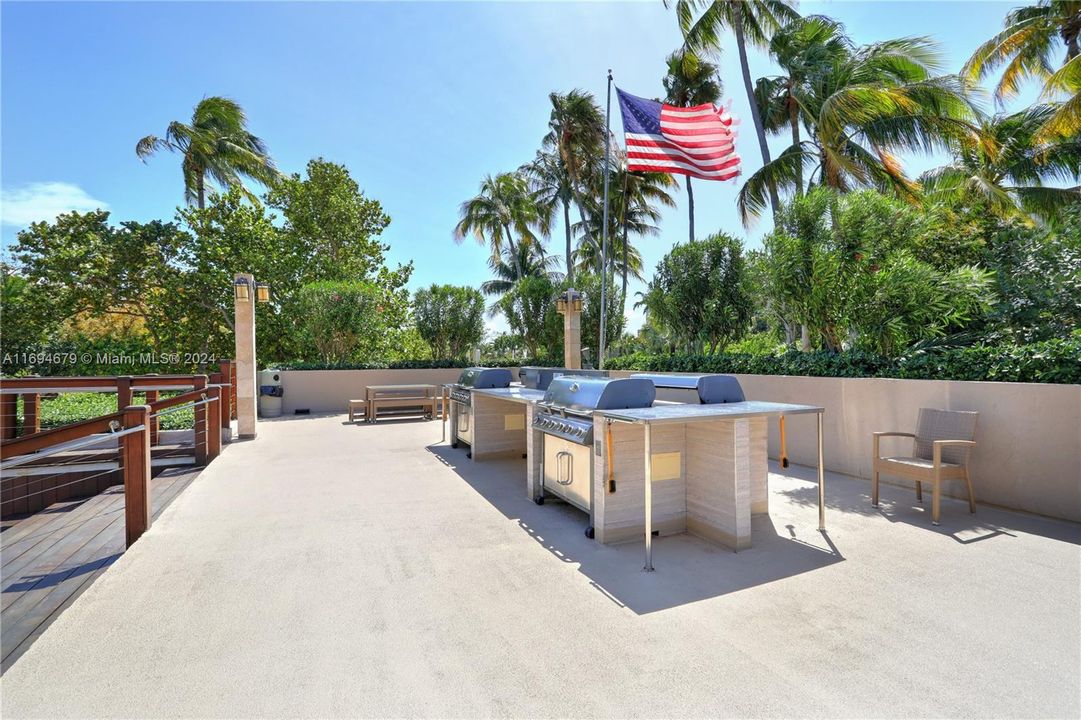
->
<box><xmin>598</xmin><ymin>69</ymin><xmax>613</xmax><ymax>370</ymax></box>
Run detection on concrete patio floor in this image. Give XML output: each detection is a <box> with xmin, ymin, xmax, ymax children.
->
<box><xmin>2</xmin><ymin>413</ymin><xmax>1078</xmax><ymax>719</ymax></box>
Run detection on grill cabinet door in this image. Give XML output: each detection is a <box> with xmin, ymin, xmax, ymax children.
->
<box><xmin>542</xmin><ymin>436</ymin><xmax>593</xmax><ymax>512</ymax></box>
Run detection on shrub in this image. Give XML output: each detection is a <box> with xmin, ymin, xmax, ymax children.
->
<box><xmin>296</xmin><ymin>281</ymin><xmax>388</xmax><ymax>364</ymax></box>
<box><xmin>413</xmin><ymin>284</ymin><xmax>485</xmax><ymax>360</ymax></box>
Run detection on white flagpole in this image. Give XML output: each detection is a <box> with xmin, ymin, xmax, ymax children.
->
<box><xmin>599</xmin><ymin>69</ymin><xmax>613</xmax><ymax>370</ymax></box>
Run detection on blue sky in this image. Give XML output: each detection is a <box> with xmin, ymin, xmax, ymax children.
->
<box><xmin>1</xmin><ymin>1</ymin><xmax>1036</xmax><ymax>334</ymax></box>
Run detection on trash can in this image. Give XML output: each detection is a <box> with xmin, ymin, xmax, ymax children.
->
<box><xmin>258</xmin><ymin>369</ymin><xmax>283</xmax><ymax>418</ymax></box>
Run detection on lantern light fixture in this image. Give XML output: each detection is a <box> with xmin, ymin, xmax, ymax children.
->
<box><xmin>234</xmin><ymin>277</ymin><xmax>271</xmax><ymax>303</ymax></box>
<box><xmin>556</xmin><ymin>288</ymin><xmax>582</xmax><ymax>314</ymax></box>
<box><xmin>234</xmin><ymin>277</ymin><xmax>251</xmax><ymax>302</ymax></box>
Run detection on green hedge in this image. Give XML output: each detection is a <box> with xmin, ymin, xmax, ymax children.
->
<box><xmin>15</xmin><ymin>392</ymin><xmax>194</xmax><ymax>431</ymax></box>
<box><xmin>606</xmin><ymin>338</ymin><xmax>1081</xmax><ymax>384</ymax></box>
<box><xmin>274</xmin><ymin>357</ymin><xmax>559</xmax><ymax>371</ymax></box>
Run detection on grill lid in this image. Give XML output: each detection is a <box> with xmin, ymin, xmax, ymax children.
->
<box><xmin>518</xmin><ymin>366</ymin><xmax>609</xmax><ymax>390</ymax></box>
<box><xmin>631</xmin><ymin>373</ymin><xmax>745</xmax><ymax>404</ymax></box>
<box><xmin>542</xmin><ymin>377</ymin><xmax>655</xmax><ymax>414</ymax></box>
<box><xmin>456</xmin><ymin>367</ymin><xmax>513</xmax><ymax>389</ymax></box>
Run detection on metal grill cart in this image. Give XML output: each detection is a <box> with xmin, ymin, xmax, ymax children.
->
<box><xmin>528</xmin><ymin>377</ymin><xmax>656</xmax><ymax>538</ymax></box>
<box><xmin>595</xmin><ymin>401</ymin><xmax>825</xmax><ymax>571</ymax></box>
<box><xmin>445</xmin><ymin>368</ymin><xmax>513</xmax><ymax>457</ymax></box>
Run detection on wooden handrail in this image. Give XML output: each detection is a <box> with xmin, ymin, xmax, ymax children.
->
<box><xmin>0</xmin><ymin>375</ymin><xmax>211</xmax><ymax>392</ymax></box>
<box><xmin>0</xmin><ymin>411</ymin><xmax>124</xmax><ymax>458</ymax></box>
<box><xmin>147</xmin><ymin>387</ymin><xmax>208</xmax><ymax>414</ymax></box>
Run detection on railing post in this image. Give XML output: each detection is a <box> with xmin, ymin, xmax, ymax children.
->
<box><xmin>122</xmin><ymin>405</ymin><xmax>152</xmax><ymax>547</ymax></box>
<box><xmin>220</xmin><ymin>359</ymin><xmax>236</xmax><ymax>421</ymax></box>
<box><xmin>20</xmin><ymin>393</ymin><xmax>40</xmax><ymax>436</ymax></box>
<box><xmin>145</xmin><ymin>390</ymin><xmax>159</xmax><ymax>446</ymax></box>
<box><xmin>193</xmin><ymin>375</ymin><xmax>208</xmax><ymax>466</ymax></box>
<box><xmin>0</xmin><ymin>394</ymin><xmax>17</xmax><ymax>440</ymax></box>
<box><xmin>207</xmin><ymin>386</ymin><xmax>222</xmax><ymax>461</ymax></box>
<box><xmin>116</xmin><ymin>376</ymin><xmax>133</xmax><ymax>412</ymax></box>
<box><xmin>220</xmin><ymin>382</ymin><xmax>232</xmax><ymax>430</ymax></box>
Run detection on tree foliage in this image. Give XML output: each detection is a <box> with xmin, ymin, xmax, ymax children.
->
<box><xmin>762</xmin><ymin>188</ymin><xmax>995</xmax><ymax>354</ymax></box>
<box><xmin>495</xmin><ymin>277</ymin><xmax>563</xmax><ymax>359</ymax></box>
<box><xmin>136</xmin><ymin>96</ymin><xmax>280</xmax><ymax>208</ymax></box>
<box><xmin>637</xmin><ymin>233</ymin><xmax>753</xmax><ymax>353</ymax></box>
<box><xmin>413</xmin><ymin>284</ymin><xmax>486</xmax><ymax>361</ymax></box>
<box><xmin>6</xmin><ymin>160</ymin><xmax>408</xmax><ymax>371</ymax></box>
<box><xmin>296</xmin><ymin>281</ymin><xmax>391</xmax><ymax>365</ymax></box>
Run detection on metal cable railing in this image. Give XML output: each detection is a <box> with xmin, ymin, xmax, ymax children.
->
<box><xmin>2</xmin><ymin>380</ymin><xmax>225</xmax><ymax>547</ymax></box>
<box><xmin>0</xmin><ymin>424</ymin><xmax>146</xmax><ymax>508</ymax></box>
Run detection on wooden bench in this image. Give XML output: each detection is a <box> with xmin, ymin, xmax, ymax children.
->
<box><xmin>369</xmin><ymin>395</ymin><xmax>438</xmax><ymax>423</ymax></box>
<box><xmin>348</xmin><ymin>399</ymin><xmax>366</xmax><ymax>423</ymax></box>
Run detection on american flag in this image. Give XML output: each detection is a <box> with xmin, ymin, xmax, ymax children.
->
<box><xmin>616</xmin><ymin>88</ymin><xmax>741</xmax><ymax>181</ymax></box>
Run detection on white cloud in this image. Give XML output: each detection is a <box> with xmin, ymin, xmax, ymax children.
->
<box><xmin>0</xmin><ymin>182</ymin><xmax>109</xmax><ymax>227</ymax></box>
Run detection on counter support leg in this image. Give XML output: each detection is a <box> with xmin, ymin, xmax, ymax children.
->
<box><xmin>817</xmin><ymin>411</ymin><xmax>826</xmax><ymax>531</ymax></box>
<box><xmin>643</xmin><ymin>423</ymin><xmax>654</xmax><ymax>572</ymax></box>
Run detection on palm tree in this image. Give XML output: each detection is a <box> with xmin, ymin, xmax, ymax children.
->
<box><xmin>965</xmin><ymin>0</ymin><xmax>1081</xmax><ymax>142</ymax></box>
<box><xmin>754</xmin><ymin>16</ymin><xmax>851</xmax><ymax>197</ymax></box>
<box><xmin>963</xmin><ymin>0</ymin><xmax>1080</xmax><ymax>104</ymax></box>
<box><xmin>1037</xmin><ymin>53</ymin><xmax>1081</xmax><ymax>139</ymax></box>
<box><xmin>453</xmin><ymin>172</ymin><xmax>541</xmax><ymax>279</ymax></box>
<box><xmin>674</xmin><ymin>0</ymin><xmax>800</xmax><ymax>218</ymax></box>
<box><xmin>521</xmin><ymin>151</ymin><xmax>575</xmax><ymax>279</ymax></box>
<box><xmin>573</xmin><ymin>158</ymin><xmax>676</xmax><ymax>303</ymax></box>
<box><xmin>920</xmin><ymin>105</ymin><xmax>1081</xmax><ymax>224</ymax></box>
<box><xmin>136</xmin><ymin>96</ymin><xmax>279</xmax><ymax>209</ymax></box>
<box><xmin>663</xmin><ymin>48</ymin><xmax>722</xmax><ymax>241</ymax></box>
<box><xmin>544</xmin><ymin>90</ymin><xmax>607</xmax><ymax>280</ymax></box>
<box><xmin>737</xmin><ymin>36</ymin><xmax>978</xmax><ymax>223</ymax></box>
<box><xmin>480</xmin><ymin>243</ymin><xmax>563</xmax><ymax>296</ymax></box>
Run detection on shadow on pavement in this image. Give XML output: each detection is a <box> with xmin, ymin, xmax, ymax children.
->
<box><xmin>426</xmin><ymin>444</ymin><xmax>844</xmax><ymax>615</ymax></box>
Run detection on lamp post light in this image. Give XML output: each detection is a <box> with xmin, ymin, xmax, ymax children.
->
<box><xmin>233</xmin><ymin>273</ymin><xmax>269</xmax><ymax>439</ymax></box>
<box><xmin>234</xmin><ymin>277</ymin><xmax>271</xmax><ymax>303</ymax></box>
<box><xmin>556</xmin><ymin>288</ymin><xmax>583</xmax><ymax>370</ymax></box>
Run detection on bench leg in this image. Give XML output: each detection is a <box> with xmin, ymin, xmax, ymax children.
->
<box><xmin>915</xmin><ymin>480</ymin><xmax>922</xmax><ymax>503</ymax></box>
<box><xmin>871</xmin><ymin>467</ymin><xmax>880</xmax><ymax>508</ymax></box>
<box><xmin>964</xmin><ymin>468</ymin><xmax>976</xmax><ymax>514</ymax></box>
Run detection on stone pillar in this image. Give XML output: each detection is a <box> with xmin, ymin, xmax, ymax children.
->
<box><xmin>234</xmin><ymin>272</ymin><xmax>257</xmax><ymax>439</ymax></box>
<box><xmin>559</xmin><ymin>288</ymin><xmax>582</xmax><ymax>370</ymax></box>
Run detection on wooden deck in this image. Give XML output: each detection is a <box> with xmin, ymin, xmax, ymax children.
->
<box><xmin>0</xmin><ymin>467</ymin><xmax>200</xmax><ymax>672</ymax></box>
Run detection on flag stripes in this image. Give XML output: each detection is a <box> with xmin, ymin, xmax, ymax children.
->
<box><xmin>616</xmin><ymin>89</ymin><xmax>741</xmax><ymax>181</ymax></box>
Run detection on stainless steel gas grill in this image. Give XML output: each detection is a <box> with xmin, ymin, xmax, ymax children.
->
<box><xmin>630</xmin><ymin>373</ymin><xmax>744</xmax><ymax>404</ymax></box>
<box><xmin>518</xmin><ymin>367</ymin><xmax>609</xmax><ymax>391</ymax></box>
<box><xmin>448</xmin><ymin>367</ymin><xmax>513</xmax><ymax>453</ymax></box>
<box><xmin>532</xmin><ymin>377</ymin><xmax>655</xmax><ymax>536</ymax></box>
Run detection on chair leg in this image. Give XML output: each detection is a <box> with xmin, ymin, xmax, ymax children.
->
<box><xmin>964</xmin><ymin>468</ymin><xmax>976</xmax><ymax>514</ymax></box>
<box><xmin>931</xmin><ymin>480</ymin><xmax>941</xmax><ymax>526</ymax></box>
<box><xmin>871</xmin><ymin>468</ymin><xmax>880</xmax><ymax>507</ymax></box>
<box><xmin>915</xmin><ymin>480</ymin><xmax>922</xmax><ymax>503</ymax></box>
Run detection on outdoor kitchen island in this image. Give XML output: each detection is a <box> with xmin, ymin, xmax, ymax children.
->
<box><xmin>464</xmin><ymin>386</ymin><xmax>546</xmax><ymax>461</ymax></box>
<box><xmin>593</xmin><ymin>401</ymin><xmax>826</xmax><ymax>571</ymax></box>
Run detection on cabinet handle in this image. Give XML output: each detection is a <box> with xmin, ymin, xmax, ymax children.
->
<box><xmin>556</xmin><ymin>450</ymin><xmax>573</xmax><ymax>485</ymax></box>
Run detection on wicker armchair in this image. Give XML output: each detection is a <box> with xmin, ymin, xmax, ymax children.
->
<box><xmin>872</xmin><ymin>409</ymin><xmax>979</xmax><ymax>525</ymax></box>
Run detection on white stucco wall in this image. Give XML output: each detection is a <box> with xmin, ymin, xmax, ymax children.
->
<box><xmin>279</xmin><ymin>368</ymin><xmax>1081</xmax><ymax>522</ymax></box>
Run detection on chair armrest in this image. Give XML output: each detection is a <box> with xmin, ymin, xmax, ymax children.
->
<box><xmin>872</xmin><ymin>432</ymin><xmax>915</xmax><ymax>460</ymax></box>
<box><xmin>933</xmin><ymin>439</ymin><xmax>976</xmax><ymax>466</ymax></box>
